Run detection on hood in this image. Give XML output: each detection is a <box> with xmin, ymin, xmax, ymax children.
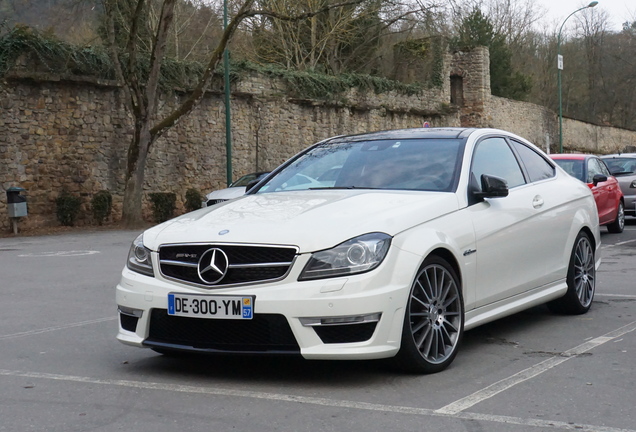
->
<box><xmin>143</xmin><ymin>190</ymin><xmax>460</xmax><ymax>253</ymax></box>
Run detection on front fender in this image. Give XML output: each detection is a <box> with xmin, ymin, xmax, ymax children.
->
<box><xmin>391</xmin><ymin>210</ymin><xmax>477</xmax><ymax>310</ymax></box>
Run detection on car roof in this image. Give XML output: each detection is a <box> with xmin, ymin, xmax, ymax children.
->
<box><xmin>601</xmin><ymin>154</ymin><xmax>636</xmax><ymax>159</ymax></box>
<box><xmin>326</xmin><ymin>127</ymin><xmax>478</xmax><ymax>143</ymax></box>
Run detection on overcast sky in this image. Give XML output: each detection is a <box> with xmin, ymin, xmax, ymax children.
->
<box><xmin>536</xmin><ymin>0</ymin><xmax>635</xmax><ymax>31</ymax></box>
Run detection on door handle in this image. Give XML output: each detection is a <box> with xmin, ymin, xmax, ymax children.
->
<box><xmin>532</xmin><ymin>196</ymin><xmax>544</xmax><ymax>209</ymax></box>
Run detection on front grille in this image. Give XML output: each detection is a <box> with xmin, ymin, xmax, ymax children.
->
<box><xmin>159</xmin><ymin>243</ymin><xmax>297</xmax><ymax>288</ymax></box>
<box><xmin>144</xmin><ymin>309</ymin><xmax>300</xmax><ymax>353</ymax></box>
<box><xmin>206</xmin><ymin>199</ymin><xmax>228</xmax><ymax>206</ymax></box>
<box><xmin>313</xmin><ymin>322</ymin><xmax>378</xmax><ymax>344</ymax></box>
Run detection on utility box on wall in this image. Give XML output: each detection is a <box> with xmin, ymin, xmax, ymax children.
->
<box><xmin>6</xmin><ymin>187</ymin><xmax>27</xmax><ymax>218</ymax></box>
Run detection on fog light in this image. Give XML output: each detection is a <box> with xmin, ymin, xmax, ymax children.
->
<box><xmin>118</xmin><ymin>305</ymin><xmax>143</xmax><ymax>318</ymax></box>
<box><xmin>299</xmin><ymin>313</ymin><xmax>381</xmax><ymax>327</ymax></box>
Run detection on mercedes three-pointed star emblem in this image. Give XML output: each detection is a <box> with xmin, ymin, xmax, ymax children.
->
<box><xmin>197</xmin><ymin>248</ymin><xmax>229</xmax><ymax>284</ymax></box>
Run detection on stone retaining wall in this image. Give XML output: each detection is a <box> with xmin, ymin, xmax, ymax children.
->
<box><xmin>486</xmin><ymin>96</ymin><xmax>636</xmax><ymax>154</ymax></box>
<box><xmin>0</xmin><ymin>72</ymin><xmax>458</xmax><ymax>232</ymax></box>
<box><xmin>3</xmin><ymin>47</ymin><xmax>636</xmax><ymax>233</ymax></box>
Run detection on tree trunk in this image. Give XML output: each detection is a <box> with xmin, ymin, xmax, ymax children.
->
<box><xmin>122</xmin><ymin>124</ymin><xmax>152</xmax><ymax>228</ymax></box>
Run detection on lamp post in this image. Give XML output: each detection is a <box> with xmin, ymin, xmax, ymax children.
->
<box><xmin>557</xmin><ymin>1</ymin><xmax>598</xmax><ymax>153</ymax></box>
<box><xmin>223</xmin><ymin>0</ymin><xmax>232</xmax><ymax>186</ymax></box>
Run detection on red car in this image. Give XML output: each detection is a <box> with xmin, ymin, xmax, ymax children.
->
<box><xmin>551</xmin><ymin>154</ymin><xmax>624</xmax><ymax>233</ymax></box>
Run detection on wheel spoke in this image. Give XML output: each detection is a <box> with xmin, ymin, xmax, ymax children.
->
<box><xmin>412</xmin><ymin>319</ymin><xmax>429</xmax><ymax>338</ymax></box>
<box><xmin>440</xmin><ymin>321</ymin><xmax>454</xmax><ymax>344</ymax></box>
<box><xmin>416</xmin><ymin>280</ymin><xmax>433</xmax><ymax>304</ymax></box>
<box><xmin>430</xmin><ymin>329</ymin><xmax>440</xmax><ymax>359</ymax></box>
<box><xmin>443</xmin><ymin>293</ymin><xmax>458</xmax><ymax>309</ymax></box>
<box><xmin>420</xmin><ymin>325</ymin><xmax>434</xmax><ymax>355</ymax></box>
<box><xmin>442</xmin><ymin>318</ymin><xmax>459</xmax><ymax>335</ymax></box>
<box><xmin>411</xmin><ymin>292</ymin><xmax>429</xmax><ymax>309</ymax></box>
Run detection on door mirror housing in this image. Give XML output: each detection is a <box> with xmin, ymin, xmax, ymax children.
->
<box><xmin>473</xmin><ymin>174</ymin><xmax>509</xmax><ymax>199</ymax></box>
<box><xmin>592</xmin><ymin>174</ymin><xmax>607</xmax><ymax>186</ymax></box>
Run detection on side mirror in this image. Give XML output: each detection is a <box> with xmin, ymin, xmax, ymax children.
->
<box><xmin>592</xmin><ymin>174</ymin><xmax>607</xmax><ymax>186</ymax></box>
<box><xmin>473</xmin><ymin>174</ymin><xmax>509</xmax><ymax>199</ymax></box>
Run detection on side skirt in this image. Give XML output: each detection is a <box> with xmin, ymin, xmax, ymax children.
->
<box><xmin>464</xmin><ymin>280</ymin><xmax>568</xmax><ymax>331</ymax></box>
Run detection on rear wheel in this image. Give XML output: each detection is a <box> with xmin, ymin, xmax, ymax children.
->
<box><xmin>606</xmin><ymin>201</ymin><xmax>624</xmax><ymax>233</ymax></box>
<box><xmin>548</xmin><ymin>232</ymin><xmax>595</xmax><ymax>314</ymax></box>
<box><xmin>393</xmin><ymin>255</ymin><xmax>464</xmax><ymax>374</ymax></box>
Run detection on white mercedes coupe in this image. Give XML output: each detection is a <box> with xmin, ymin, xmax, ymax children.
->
<box><xmin>116</xmin><ymin>128</ymin><xmax>601</xmax><ymax>373</ymax></box>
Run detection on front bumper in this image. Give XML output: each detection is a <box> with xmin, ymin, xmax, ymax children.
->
<box><xmin>116</xmin><ymin>249</ymin><xmax>418</xmax><ymax>360</ymax></box>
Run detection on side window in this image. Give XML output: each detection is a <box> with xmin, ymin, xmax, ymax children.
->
<box><xmin>587</xmin><ymin>158</ymin><xmax>604</xmax><ymax>183</ymax></box>
<box><xmin>598</xmin><ymin>159</ymin><xmax>612</xmax><ymax>177</ymax></box>
<box><xmin>471</xmin><ymin>137</ymin><xmax>525</xmax><ymax>189</ymax></box>
<box><xmin>510</xmin><ymin>140</ymin><xmax>555</xmax><ymax>182</ymax></box>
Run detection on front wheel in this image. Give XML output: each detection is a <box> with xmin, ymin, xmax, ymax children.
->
<box><xmin>393</xmin><ymin>255</ymin><xmax>464</xmax><ymax>374</ymax></box>
<box><xmin>548</xmin><ymin>231</ymin><xmax>596</xmax><ymax>314</ymax></box>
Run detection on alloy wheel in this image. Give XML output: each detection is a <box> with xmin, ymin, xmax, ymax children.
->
<box><xmin>408</xmin><ymin>263</ymin><xmax>462</xmax><ymax>364</ymax></box>
<box><xmin>573</xmin><ymin>236</ymin><xmax>595</xmax><ymax>308</ymax></box>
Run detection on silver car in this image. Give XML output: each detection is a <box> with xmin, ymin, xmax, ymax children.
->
<box><xmin>600</xmin><ymin>154</ymin><xmax>636</xmax><ymax>217</ymax></box>
<box><xmin>203</xmin><ymin>172</ymin><xmax>270</xmax><ymax>207</ymax></box>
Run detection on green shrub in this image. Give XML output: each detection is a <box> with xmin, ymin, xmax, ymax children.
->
<box><xmin>55</xmin><ymin>190</ymin><xmax>81</xmax><ymax>226</ymax></box>
<box><xmin>91</xmin><ymin>190</ymin><xmax>112</xmax><ymax>225</ymax></box>
<box><xmin>149</xmin><ymin>192</ymin><xmax>176</xmax><ymax>223</ymax></box>
<box><xmin>184</xmin><ymin>188</ymin><xmax>203</xmax><ymax>213</ymax></box>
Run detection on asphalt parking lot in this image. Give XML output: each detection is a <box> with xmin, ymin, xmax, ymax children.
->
<box><xmin>1</xmin><ymin>223</ymin><xmax>635</xmax><ymax>432</ymax></box>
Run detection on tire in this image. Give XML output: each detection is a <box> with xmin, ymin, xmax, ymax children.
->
<box><xmin>393</xmin><ymin>255</ymin><xmax>464</xmax><ymax>374</ymax></box>
<box><xmin>548</xmin><ymin>232</ymin><xmax>596</xmax><ymax>315</ymax></box>
<box><xmin>606</xmin><ymin>201</ymin><xmax>625</xmax><ymax>233</ymax></box>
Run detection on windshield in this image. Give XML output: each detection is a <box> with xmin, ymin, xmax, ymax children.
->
<box><xmin>257</xmin><ymin>138</ymin><xmax>463</xmax><ymax>193</ymax></box>
<box><xmin>554</xmin><ymin>159</ymin><xmax>585</xmax><ymax>182</ymax></box>
<box><xmin>231</xmin><ymin>172</ymin><xmax>268</xmax><ymax>187</ymax></box>
<box><xmin>603</xmin><ymin>157</ymin><xmax>636</xmax><ymax>175</ymax></box>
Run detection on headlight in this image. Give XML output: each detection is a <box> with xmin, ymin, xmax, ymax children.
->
<box><xmin>299</xmin><ymin>233</ymin><xmax>392</xmax><ymax>281</ymax></box>
<box><xmin>126</xmin><ymin>234</ymin><xmax>154</xmax><ymax>277</ymax></box>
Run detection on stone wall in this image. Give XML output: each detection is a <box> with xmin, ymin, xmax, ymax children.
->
<box><xmin>561</xmin><ymin>118</ymin><xmax>636</xmax><ymax>154</ymax></box>
<box><xmin>485</xmin><ymin>96</ymin><xmax>636</xmax><ymax>154</ymax></box>
<box><xmin>3</xmin><ymin>46</ymin><xmax>636</xmax><ymax>233</ymax></box>
<box><xmin>485</xmin><ymin>96</ymin><xmax>557</xmax><ymax>152</ymax></box>
<box><xmin>0</xmin><ymin>72</ymin><xmax>458</xmax><ymax>232</ymax></box>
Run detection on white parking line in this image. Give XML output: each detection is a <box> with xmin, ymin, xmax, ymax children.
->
<box><xmin>0</xmin><ymin>317</ymin><xmax>117</xmax><ymax>340</ymax></box>
<box><xmin>596</xmin><ymin>293</ymin><xmax>636</xmax><ymax>299</ymax></box>
<box><xmin>601</xmin><ymin>238</ymin><xmax>636</xmax><ymax>248</ymax></box>
<box><xmin>435</xmin><ymin>320</ymin><xmax>636</xmax><ymax>415</ymax></box>
<box><xmin>18</xmin><ymin>250</ymin><xmax>101</xmax><ymax>257</ymax></box>
<box><xmin>0</xmin><ymin>368</ymin><xmax>634</xmax><ymax>432</ymax></box>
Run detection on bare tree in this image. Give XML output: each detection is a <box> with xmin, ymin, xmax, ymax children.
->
<box><xmin>578</xmin><ymin>7</ymin><xmax>609</xmax><ymax>122</ymax></box>
<box><xmin>239</xmin><ymin>0</ymin><xmax>440</xmax><ymax>74</ymax></box>
<box><xmin>101</xmin><ymin>0</ymin><xmax>366</xmax><ymax>226</ymax></box>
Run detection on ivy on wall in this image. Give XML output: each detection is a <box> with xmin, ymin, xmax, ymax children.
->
<box><xmin>0</xmin><ymin>26</ymin><xmax>433</xmax><ymax>102</ymax></box>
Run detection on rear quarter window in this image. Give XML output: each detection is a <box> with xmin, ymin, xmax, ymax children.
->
<box><xmin>511</xmin><ymin>140</ymin><xmax>555</xmax><ymax>182</ymax></box>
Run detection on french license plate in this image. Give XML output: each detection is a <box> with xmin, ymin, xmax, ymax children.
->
<box><xmin>167</xmin><ymin>293</ymin><xmax>254</xmax><ymax>319</ymax></box>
